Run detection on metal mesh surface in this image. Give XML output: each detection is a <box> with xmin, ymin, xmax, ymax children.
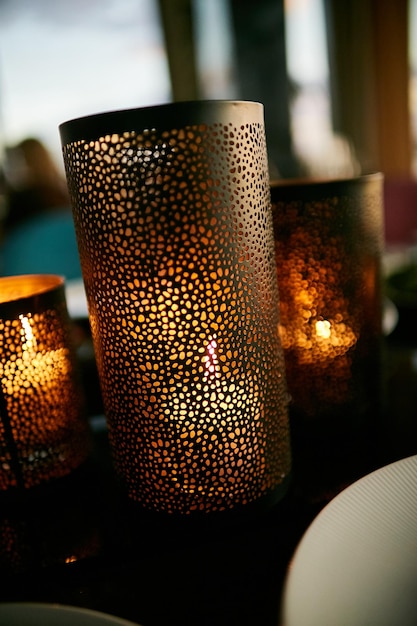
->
<box><xmin>61</xmin><ymin>101</ymin><xmax>291</xmax><ymax>514</ymax></box>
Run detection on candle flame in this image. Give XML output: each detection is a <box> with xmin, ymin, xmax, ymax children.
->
<box><xmin>315</xmin><ymin>319</ymin><xmax>331</xmax><ymax>339</ymax></box>
<box><xmin>204</xmin><ymin>334</ymin><xmax>219</xmax><ymax>379</ymax></box>
<box><xmin>19</xmin><ymin>315</ymin><xmax>36</xmax><ymax>352</ymax></box>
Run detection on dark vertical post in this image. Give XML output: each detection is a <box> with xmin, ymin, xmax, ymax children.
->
<box><xmin>229</xmin><ymin>0</ymin><xmax>302</xmax><ymax>178</ymax></box>
<box><xmin>157</xmin><ymin>0</ymin><xmax>200</xmax><ymax>101</ymax></box>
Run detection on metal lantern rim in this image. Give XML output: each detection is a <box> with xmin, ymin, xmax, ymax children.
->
<box><xmin>59</xmin><ymin>99</ymin><xmax>264</xmax><ymax>145</ymax></box>
<box><xmin>0</xmin><ymin>274</ymin><xmax>66</xmax><ymax>318</ymax></box>
<box><xmin>0</xmin><ymin>274</ymin><xmax>65</xmax><ymax>302</ymax></box>
<box><xmin>270</xmin><ymin>172</ymin><xmax>383</xmax><ymax>193</ymax></box>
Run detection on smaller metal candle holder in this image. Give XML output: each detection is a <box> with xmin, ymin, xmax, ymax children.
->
<box><xmin>0</xmin><ymin>274</ymin><xmax>91</xmax><ymax>491</ymax></box>
<box><xmin>60</xmin><ymin>100</ymin><xmax>292</xmax><ymax>517</ymax></box>
<box><xmin>271</xmin><ymin>174</ymin><xmax>384</xmax><ymax>499</ymax></box>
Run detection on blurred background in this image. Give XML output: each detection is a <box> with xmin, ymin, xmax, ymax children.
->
<box><xmin>0</xmin><ymin>0</ymin><xmax>416</xmax><ymax>253</ymax></box>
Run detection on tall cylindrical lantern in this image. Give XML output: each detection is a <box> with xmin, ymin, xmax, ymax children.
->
<box><xmin>60</xmin><ymin>101</ymin><xmax>292</xmax><ymax>517</ymax></box>
<box><xmin>271</xmin><ymin>174</ymin><xmax>384</xmax><ymax>500</ymax></box>
<box><xmin>0</xmin><ymin>274</ymin><xmax>91</xmax><ymax>491</ymax></box>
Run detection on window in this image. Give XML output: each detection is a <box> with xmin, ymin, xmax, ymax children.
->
<box><xmin>0</xmin><ymin>0</ymin><xmax>170</xmax><ymax>163</ymax></box>
<box><xmin>284</xmin><ymin>0</ymin><xmax>358</xmax><ymax>177</ymax></box>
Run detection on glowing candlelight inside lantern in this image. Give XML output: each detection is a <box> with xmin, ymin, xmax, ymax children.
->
<box><xmin>0</xmin><ymin>275</ymin><xmax>91</xmax><ymax>491</ymax></box>
<box><xmin>10</xmin><ymin>314</ymin><xmax>71</xmax><ymax>387</ymax></box>
<box><xmin>275</xmin><ymin>247</ymin><xmax>363</xmax><ymax>416</ymax></box>
<box><xmin>168</xmin><ymin>334</ymin><xmax>265</xmax><ymax>504</ymax></box>
<box><xmin>313</xmin><ymin>318</ymin><xmax>357</xmax><ymax>357</ymax></box>
<box><xmin>271</xmin><ymin>175</ymin><xmax>383</xmax><ymax>421</ymax></box>
<box><xmin>1</xmin><ymin>315</ymin><xmax>72</xmax><ymax>442</ymax></box>
<box><xmin>147</xmin><ymin>331</ymin><xmax>266</xmax><ymax>510</ymax></box>
<box><xmin>204</xmin><ymin>334</ymin><xmax>219</xmax><ymax>377</ymax></box>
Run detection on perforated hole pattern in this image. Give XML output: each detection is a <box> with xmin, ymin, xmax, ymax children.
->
<box><xmin>61</xmin><ymin>102</ymin><xmax>291</xmax><ymax>514</ymax></box>
<box><xmin>271</xmin><ymin>176</ymin><xmax>384</xmax><ymax>422</ymax></box>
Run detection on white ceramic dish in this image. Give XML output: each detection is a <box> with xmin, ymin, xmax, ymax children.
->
<box><xmin>281</xmin><ymin>454</ymin><xmax>417</xmax><ymax>626</ymax></box>
<box><xmin>0</xmin><ymin>603</ymin><xmax>141</xmax><ymax>626</ymax></box>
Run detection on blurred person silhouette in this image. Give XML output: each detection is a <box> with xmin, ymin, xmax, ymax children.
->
<box><xmin>1</xmin><ymin>137</ymin><xmax>82</xmax><ymax>281</ymax></box>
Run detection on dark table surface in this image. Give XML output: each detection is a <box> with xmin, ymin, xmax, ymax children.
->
<box><xmin>0</xmin><ymin>299</ymin><xmax>416</xmax><ymax>626</ymax></box>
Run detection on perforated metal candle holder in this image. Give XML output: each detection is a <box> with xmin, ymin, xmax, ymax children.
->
<box><xmin>60</xmin><ymin>100</ymin><xmax>292</xmax><ymax>516</ymax></box>
<box><xmin>271</xmin><ymin>175</ymin><xmax>384</xmax><ymax>497</ymax></box>
<box><xmin>0</xmin><ymin>275</ymin><xmax>91</xmax><ymax>491</ymax></box>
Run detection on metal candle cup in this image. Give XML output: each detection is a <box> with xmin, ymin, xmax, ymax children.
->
<box><xmin>0</xmin><ymin>274</ymin><xmax>91</xmax><ymax>490</ymax></box>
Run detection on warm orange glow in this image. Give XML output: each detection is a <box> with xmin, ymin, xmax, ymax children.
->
<box><xmin>4</xmin><ymin>316</ymin><xmax>70</xmax><ymax>399</ymax></box>
<box><xmin>204</xmin><ymin>334</ymin><xmax>219</xmax><ymax>377</ymax></box>
<box><xmin>315</xmin><ymin>319</ymin><xmax>331</xmax><ymax>339</ymax></box>
<box><xmin>0</xmin><ymin>274</ymin><xmax>90</xmax><ymax>490</ymax></box>
<box><xmin>19</xmin><ymin>315</ymin><xmax>35</xmax><ymax>350</ymax></box>
<box><xmin>277</xmin><ymin>244</ymin><xmax>359</xmax><ymax>366</ymax></box>
<box><xmin>2</xmin><ymin>348</ymin><xmax>70</xmax><ymax>396</ymax></box>
<box><xmin>1</xmin><ymin>317</ymin><xmax>73</xmax><ymax>439</ymax></box>
<box><xmin>61</xmin><ymin>101</ymin><xmax>292</xmax><ymax>513</ymax></box>
<box><xmin>0</xmin><ymin>275</ymin><xmax>64</xmax><ymax>304</ymax></box>
<box><xmin>271</xmin><ymin>175</ymin><xmax>383</xmax><ymax>422</ymax></box>
<box><xmin>165</xmin><ymin>333</ymin><xmax>266</xmax><ymax>500</ymax></box>
<box><xmin>279</xmin><ymin>311</ymin><xmax>357</xmax><ymax>365</ymax></box>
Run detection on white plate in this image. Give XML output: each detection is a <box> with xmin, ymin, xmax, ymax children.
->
<box><xmin>0</xmin><ymin>603</ymin><xmax>141</xmax><ymax>626</ymax></box>
<box><xmin>281</xmin><ymin>455</ymin><xmax>417</xmax><ymax>626</ymax></box>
